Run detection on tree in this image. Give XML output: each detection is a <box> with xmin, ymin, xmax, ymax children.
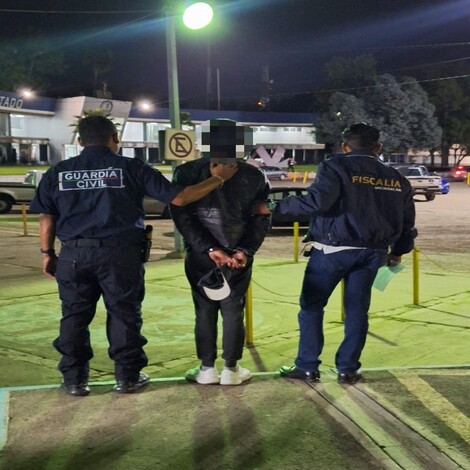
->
<box><xmin>316</xmin><ymin>92</ymin><xmax>370</xmax><ymax>152</ymax></box>
<box><xmin>317</xmin><ymin>56</ymin><xmax>443</xmax><ymax>157</ymax></box>
<box><xmin>362</xmin><ymin>74</ymin><xmax>414</xmax><ymax>152</ymax></box>
<box><xmin>82</xmin><ymin>47</ymin><xmax>113</xmax><ymax>97</ymax></box>
<box><xmin>325</xmin><ymin>54</ymin><xmax>377</xmax><ymax>90</ymax></box>
<box><xmin>399</xmin><ymin>77</ymin><xmax>442</xmax><ymax>153</ymax></box>
<box><xmin>0</xmin><ymin>31</ymin><xmax>66</xmax><ymax>91</ymax></box>
<box><xmin>424</xmin><ymin>77</ymin><xmax>470</xmax><ymax>166</ymax></box>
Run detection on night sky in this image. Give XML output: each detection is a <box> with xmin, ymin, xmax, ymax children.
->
<box><xmin>1</xmin><ymin>0</ymin><xmax>469</xmax><ymax>109</ymax></box>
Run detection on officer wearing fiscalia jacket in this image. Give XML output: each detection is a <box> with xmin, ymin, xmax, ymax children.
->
<box><xmin>273</xmin><ymin>122</ymin><xmax>417</xmax><ymax>385</ymax></box>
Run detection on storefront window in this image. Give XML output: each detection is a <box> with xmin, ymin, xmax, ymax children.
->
<box><xmin>146</xmin><ymin>122</ymin><xmax>170</xmax><ymax>142</ymax></box>
<box><xmin>0</xmin><ymin>113</ymin><xmax>9</xmax><ymax>136</ymax></box>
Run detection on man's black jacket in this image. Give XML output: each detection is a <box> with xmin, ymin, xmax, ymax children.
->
<box><xmin>274</xmin><ymin>152</ymin><xmax>417</xmax><ymax>256</ymax></box>
<box><xmin>171</xmin><ymin>158</ymin><xmax>271</xmax><ymax>256</ymax></box>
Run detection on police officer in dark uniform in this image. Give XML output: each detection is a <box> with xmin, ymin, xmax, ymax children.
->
<box><xmin>30</xmin><ymin>114</ymin><xmax>237</xmax><ymax>397</ymax></box>
<box><xmin>273</xmin><ymin>122</ymin><xmax>417</xmax><ymax>384</ymax></box>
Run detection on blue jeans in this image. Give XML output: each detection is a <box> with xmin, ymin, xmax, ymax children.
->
<box><xmin>295</xmin><ymin>247</ymin><xmax>387</xmax><ymax>374</ymax></box>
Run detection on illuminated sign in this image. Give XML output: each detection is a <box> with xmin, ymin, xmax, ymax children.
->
<box><xmin>0</xmin><ymin>96</ymin><xmax>23</xmax><ymax>109</ymax></box>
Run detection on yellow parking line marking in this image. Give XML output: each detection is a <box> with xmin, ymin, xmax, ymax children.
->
<box><xmin>393</xmin><ymin>374</ymin><xmax>470</xmax><ymax>444</ymax></box>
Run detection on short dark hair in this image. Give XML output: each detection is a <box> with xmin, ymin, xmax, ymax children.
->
<box><xmin>77</xmin><ymin>115</ymin><xmax>117</xmax><ymax>145</ymax></box>
<box><xmin>342</xmin><ymin>122</ymin><xmax>380</xmax><ymax>151</ymax></box>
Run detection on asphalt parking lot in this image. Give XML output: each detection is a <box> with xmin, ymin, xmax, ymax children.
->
<box><xmin>0</xmin><ymin>180</ymin><xmax>469</xmax><ymax>469</ymax></box>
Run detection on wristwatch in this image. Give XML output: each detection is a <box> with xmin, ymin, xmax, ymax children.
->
<box><xmin>40</xmin><ymin>248</ymin><xmax>56</xmax><ymax>256</ymax></box>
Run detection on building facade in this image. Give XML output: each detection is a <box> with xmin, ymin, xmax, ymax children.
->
<box><xmin>0</xmin><ymin>90</ymin><xmax>324</xmax><ymax>166</ymax></box>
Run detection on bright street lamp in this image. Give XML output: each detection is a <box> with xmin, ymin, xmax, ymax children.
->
<box><xmin>165</xmin><ymin>2</ymin><xmax>213</xmax><ymax>130</ymax></box>
<box><xmin>183</xmin><ymin>2</ymin><xmax>214</xmax><ymax>30</ymax></box>
<box><xmin>165</xmin><ymin>2</ymin><xmax>213</xmax><ymax>252</ymax></box>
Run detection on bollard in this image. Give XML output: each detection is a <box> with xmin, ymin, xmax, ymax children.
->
<box><xmin>21</xmin><ymin>204</ymin><xmax>28</xmax><ymax>236</ymax></box>
<box><xmin>413</xmin><ymin>247</ymin><xmax>420</xmax><ymax>305</ymax></box>
<box><xmin>293</xmin><ymin>172</ymin><xmax>298</xmax><ymax>183</ymax></box>
<box><xmin>303</xmin><ymin>171</ymin><xmax>308</xmax><ymax>183</ymax></box>
<box><xmin>467</xmin><ymin>172</ymin><xmax>470</xmax><ymax>185</ymax></box>
<box><xmin>293</xmin><ymin>222</ymin><xmax>299</xmax><ymax>262</ymax></box>
<box><xmin>245</xmin><ymin>281</ymin><xmax>253</xmax><ymax>346</ymax></box>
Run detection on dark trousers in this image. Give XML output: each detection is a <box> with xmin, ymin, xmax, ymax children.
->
<box><xmin>54</xmin><ymin>245</ymin><xmax>148</xmax><ymax>385</ymax></box>
<box><xmin>185</xmin><ymin>251</ymin><xmax>253</xmax><ymax>367</ymax></box>
<box><xmin>295</xmin><ymin>247</ymin><xmax>387</xmax><ymax>374</ymax></box>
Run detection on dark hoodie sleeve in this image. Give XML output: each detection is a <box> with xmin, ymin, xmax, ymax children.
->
<box><xmin>235</xmin><ymin>177</ymin><xmax>271</xmax><ymax>256</ymax></box>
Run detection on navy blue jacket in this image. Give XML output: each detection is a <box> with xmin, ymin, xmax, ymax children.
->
<box><xmin>30</xmin><ymin>146</ymin><xmax>182</xmax><ymax>243</ymax></box>
<box><xmin>274</xmin><ymin>152</ymin><xmax>417</xmax><ymax>256</ymax></box>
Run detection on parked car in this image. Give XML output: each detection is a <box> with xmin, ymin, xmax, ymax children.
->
<box><xmin>143</xmin><ymin>197</ymin><xmax>171</xmax><ymax>218</ymax></box>
<box><xmin>269</xmin><ymin>186</ymin><xmax>310</xmax><ymax>227</ymax></box>
<box><xmin>0</xmin><ymin>170</ymin><xmax>43</xmax><ymax>214</ymax></box>
<box><xmin>440</xmin><ymin>177</ymin><xmax>450</xmax><ymax>195</ymax></box>
<box><xmin>262</xmin><ymin>166</ymin><xmax>288</xmax><ymax>181</ymax></box>
<box><xmin>392</xmin><ymin>164</ymin><xmax>442</xmax><ymax>201</ymax></box>
<box><xmin>449</xmin><ymin>165</ymin><xmax>468</xmax><ymax>182</ymax></box>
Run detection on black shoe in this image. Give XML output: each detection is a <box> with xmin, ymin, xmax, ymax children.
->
<box><xmin>280</xmin><ymin>365</ymin><xmax>320</xmax><ymax>382</ymax></box>
<box><xmin>338</xmin><ymin>371</ymin><xmax>363</xmax><ymax>385</ymax></box>
<box><xmin>114</xmin><ymin>372</ymin><xmax>150</xmax><ymax>394</ymax></box>
<box><xmin>61</xmin><ymin>382</ymin><xmax>90</xmax><ymax>397</ymax></box>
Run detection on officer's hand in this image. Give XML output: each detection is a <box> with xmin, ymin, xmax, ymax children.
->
<box><xmin>208</xmin><ymin>248</ymin><xmax>232</xmax><ymax>267</ymax></box>
<box><xmin>210</xmin><ymin>162</ymin><xmax>238</xmax><ymax>183</ymax></box>
<box><xmin>252</xmin><ymin>200</ymin><xmax>271</xmax><ymax>214</ymax></box>
<box><xmin>387</xmin><ymin>254</ymin><xmax>401</xmax><ymax>266</ymax></box>
<box><xmin>42</xmin><ymin>254</ymin><xmax>58</xmax><ymax>279</ymax></box>
<box><xmin>230</xmin><ymin>250</ymin><xmax>248</xmax><ymax>269</ymax></box>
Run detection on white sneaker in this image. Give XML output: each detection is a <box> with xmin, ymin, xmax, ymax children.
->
<box><xmin>220</xmin><ymin>366</ymin><xmax>252</xmax><ymax>385</ymax></box>
<box><xmin>185</xmin><ymin>366</ymin><xmax>219</xmax><ymax>384</ymax></box>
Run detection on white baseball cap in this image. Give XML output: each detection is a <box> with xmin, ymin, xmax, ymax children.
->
<box><xmin>198</xmin><ymin>268</ymin><xmax>231</xmax><ymax>301</ymax></box>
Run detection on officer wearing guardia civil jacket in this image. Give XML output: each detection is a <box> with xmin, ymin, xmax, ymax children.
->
<box><xmin>274</xmin><ymin>122</ymin><xmax>417</xmax><ymax>385</ymax></box>
<box><xmin>30</xmin><ymin>114</ymin><xmax>237</xmax><ymax>397</ymax></box>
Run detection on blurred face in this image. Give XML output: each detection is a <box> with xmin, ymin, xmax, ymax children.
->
<box><xmin>201</xmin><ymin>120</ymin><xmax>252</xmax><ymax>162</ymax></box>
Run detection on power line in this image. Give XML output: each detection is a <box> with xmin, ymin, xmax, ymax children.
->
<box><xmin>344</xmin><ymin>42</ymin><xmax>470</xmax><ymax>51</ymax></box>
<box><xmin>387</xmin><ymin>56</ymin><xmax>470</xmax><ymax>73</ymax></box>
<box><xmin>313</xmin><ymin>73</ymin><xmax>470</xmax><ymax>95</ymax></box>
<box><xmin>214</xmin><ymin>73</ymin><xmax>470</xmax><ymax>103</ymax></box>
<box><xmin>0</xmin><ymin>8</ymin><xmax>156</xmax><ymax>15</ymax></box>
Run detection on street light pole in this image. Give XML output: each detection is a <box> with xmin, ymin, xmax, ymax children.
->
<box><xmin>164</xmin><ymin>2</ymin><xmax>214</xmax><ymax>254</ymax></box>
<box><xmin>165</xmin><ymin>12</ymin><xmax>181</xmax><ymax>131</ymax></box>
<box><xmin>165</xmin><ymin>10</ymin><xmax>184</xmax><ymax>254</ymax></box>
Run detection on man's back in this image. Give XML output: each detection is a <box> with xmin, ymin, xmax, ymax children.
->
<box><xmin>32</xmin><ymin>146</ymin><xmax>179</xmax><ymax>242</ymax></box>
<box><xmin>277</xmin><ymin>152</ymin><xmax>415</xmax><ymax>251</ymax></box>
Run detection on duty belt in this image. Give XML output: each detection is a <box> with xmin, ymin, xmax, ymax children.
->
<box><xmin>62</xmin><ymin>239</ymin><xmax>125</xmax><ymax>248</ymax></box>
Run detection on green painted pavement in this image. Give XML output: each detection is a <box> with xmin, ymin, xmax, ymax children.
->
<box><xmin>0</xmin><ymin>256</ymin><xmax>468</xmax><ymax>387</ymax></box>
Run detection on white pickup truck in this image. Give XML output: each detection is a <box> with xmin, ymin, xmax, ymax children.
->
<box><xmin>0</xmin><ymin>169</ymin><xmax>171</xmax><ymax>217</ymax></box>
<box><xmin>393</xmin><ymin>164</ymin><xmax>444</xmax><ymax>201</ymax></box>
<box><xmin>0</xmin><ymin>170</ymin><xmax>43</xmax><ymax>214</ymax></box>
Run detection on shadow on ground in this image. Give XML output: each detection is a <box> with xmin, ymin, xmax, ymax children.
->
<box><xmin>1</xmin><ymin>368</ymin><xmax>469</xmax><ymax>470</ymax></box>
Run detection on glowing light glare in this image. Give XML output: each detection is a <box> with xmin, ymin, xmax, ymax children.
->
<box><xmin>183</xmin><ymin>2</ymin><xmax>213</xmax><ymax>30</ymax></box>
<box><xmin>139</xmin><ymin>101</ymin><xmax>154</xmax><ymax>112</ymax></box>
<box><xmin>19</xmin><ymin>88</ymin><xmax>34</xmax><ymax>98</ymax></box>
